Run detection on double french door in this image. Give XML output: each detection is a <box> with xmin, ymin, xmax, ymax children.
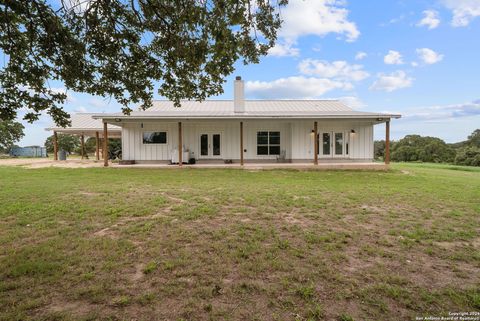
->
<box><xmin>199</xmin><ymin>133</ymin><xmax>222</xmax><ymax>158</ymax></box>
<box><xmin>319</xmin><ymin>131</ymin><xmax>349</xmax><ymax>158</ymax></box>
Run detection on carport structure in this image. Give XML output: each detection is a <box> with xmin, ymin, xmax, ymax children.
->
<box><xmin>46</xmin><ymin>113</ymin><xmax>121</xmax><ymax>165</ymax></box>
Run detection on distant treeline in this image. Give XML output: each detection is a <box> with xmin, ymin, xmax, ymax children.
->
<box><xmin>375</xmin><ymin>129</ymin><xmax>480</xmax><ymax>166</ymax></box>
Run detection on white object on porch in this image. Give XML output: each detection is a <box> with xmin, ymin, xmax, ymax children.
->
<box><xmin>171</xmin><ymin>147</ymin><xmax>190</xmax><ymax>164</ymax></box>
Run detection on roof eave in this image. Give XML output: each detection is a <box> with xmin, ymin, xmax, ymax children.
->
<box><xmin>93</xmin><ymin>114</ymin><xmax>401</xmax><ymax>120</ymax></box>
<box><xmin>45</xmin><ymin>127</ymin><xmax>122</xmax><ymax>132</ymax></box>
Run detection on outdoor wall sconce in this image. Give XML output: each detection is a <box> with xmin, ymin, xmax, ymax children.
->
<box><xmin>351</xmin><ymin>129</ymin><xmax>356</xmax><ymax>134</ymax></box>
<box><xmin>141</xmin><ymin>123</ymin><xmax>144</xmax><ymax>128</ymax></box>
<box><xmin>115</xmin><ymin>118</ymin><xmax>121</xmax><ymax>122</ymax></box>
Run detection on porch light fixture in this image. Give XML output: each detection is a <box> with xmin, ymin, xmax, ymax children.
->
<box><xmin>115</xmin><ymin>118</ymin><xmax>121</xmax><ymax>122</ymax></box>
<box><xmin>350</xmin><ymin>129</ymin><xmax>356</xmax><ymax>134</ymax></box>
<box><xmin>376</xmin><ymin>118</ymin><xmax>383</xmax><ymax>121</ymax></box>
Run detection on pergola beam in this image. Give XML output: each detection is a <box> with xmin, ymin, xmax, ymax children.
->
<box><xmin>80</xmin><ymin>134</ymin><xmax>85</xmax><ymax>160</ymax></box>
<box><xmin>95</xmin><ymin>131</ymin><xmax>100</xmax><ymax>161</ymax></box>
<box><xmin>53</xmin><ymin>131</ymin><xmax>58</xmax><ymax>161</ymax></box>
<box><xmin>103</xmin><ymin>122</ymin><xmax>108</xmax><ymax>167</ymax></box>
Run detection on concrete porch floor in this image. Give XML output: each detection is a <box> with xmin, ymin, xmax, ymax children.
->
<box><xmin>0</xmin><ymin>158</ymin><xmax>388</xmax><ymax>170</ymax></box>
<box><xmin>113</xmin><ymin>162</ymin><xmax>388</xmax><ymax>170</ymax></box>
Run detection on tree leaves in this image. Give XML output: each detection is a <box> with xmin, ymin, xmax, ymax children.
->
<box><xmin>1</xmin><ymin>0</ymin><xmax>286</xmax><ymax>126</ymax></box>
<box><xmin>0</xmin><ymin>120</ymin><xmax>24</xmax><ymax>150</ymax></box>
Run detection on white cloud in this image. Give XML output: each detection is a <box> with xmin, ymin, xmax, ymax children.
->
<box><xmin>402</xmin><ymin>99</ymin><xmax>480</xmax><ymax>120</ymax></box>
<box><xmin>355</xmin><ymin>52</ymin><xmax>367</xmax><ymax>60</ymax></box>
<box><xmin>49</xmin><ymin>87</ymin><xmax>77</xmax><ymax>103</ymax></box>
<box><xmin>384</xmin><ymin>50</ymin><xmax>404</xmax><ymax>65</ymax></box>
<box><xmin>278</xmin><ymin>0</ymin><xmax>360</xmax><ymax>43</ymax></box>
<box><xmin>441</xmin><ymin>0</ymin><xmax>480</xmax><ymax>27</ymax></box>
<box><xmin>298</xmin><ymin>59</ymin><xmax>369</xmax><ymax>82</ymax></box>
<box><xmin>73</xmin><ymin>106</ymin><xmax>88</xmax><ymax>113</ymax></box>
<box><xmin>16</xmin><ymin>85</ymin><xmax>77</xmax><ymax>104</ymax></box>
<box><xmin>268</xmin><ymin>41</ymin><xmax>300</xmax><ymax>57</ymax></box>
<box><xmin>388</xmin><ymin>15</ymin><xmax>406</xmax><ymax>25</ymax></box>
<box><xmin>416</xmin><ymin>48</ymin><xmax>444</xmax><ymax>64</ymax></box>
<box><xmin>417</xmin><ymin>10</ymin><xmax>441</xmax><ymax>29</ymax></box>
<box><xmin>369</xmin><ymin>71</ymin><xmax>413</xmax><ymax>92</ymax></box>
<box><xmin>338</xmin><ymin>96</ymin><xmax>366</xmax><ymax>109</ymax></box>
<box><xmin>245</xmin><ymin>76</ymin><xmax>352</xmax><ymax>99</ymax></box>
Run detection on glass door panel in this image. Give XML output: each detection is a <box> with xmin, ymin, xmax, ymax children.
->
<box><xmin>200</xmin><ymin>134</ymin><xmax>208</xmax><ymax>156</ymax></box>
<box><xmin>322</xmin><ymin>133</ymin><xmax>331</xmax><ymax>156</ymax></box>
<box><xmin>334</xmin><ymin>132</ymin><xmax>344</xmax><ymax>156</ymax></box>
<box><xmin>212</xmin><ymin>134</ymin><xmax>221</xmax><ymax>156</ymax></box>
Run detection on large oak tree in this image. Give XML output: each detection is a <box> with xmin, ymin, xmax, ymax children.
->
<box><xmin>0</xmin><ymin>0</ymin><xmax>287</xmax><ymax>126</ymax></box>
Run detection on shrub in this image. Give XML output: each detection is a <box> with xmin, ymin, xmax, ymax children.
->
<box><xmin>455</xmin><ymin>147</ymin><xmax>480</xmax><ymax>167</ymax></box>
<box><xmin>390</xmin><ymin>135</ymin><xmax>455</xmax><ymax>163</ymax></box>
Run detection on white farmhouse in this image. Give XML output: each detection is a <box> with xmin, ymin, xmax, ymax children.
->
<box><xmin>48</xmin><ymin>77</ymin><xmax>400</xmax><ymax>167</ymax></box>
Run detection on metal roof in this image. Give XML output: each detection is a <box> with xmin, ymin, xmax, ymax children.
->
<box><xmin>46</xmin><ymin>113</ymin><xmax>121</xmax><ymax>136</ymax></box>
<box><xmin>92</xmin><ymin>100</ymin><xmax>401</xmax><ymax>120</ymax></box>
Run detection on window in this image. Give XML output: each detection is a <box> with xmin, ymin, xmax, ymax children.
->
<box><xmin>257</xmin><ymin>131</ymin><xmax>280</xmax><ymax>155</ymax></box>
<box><xmin>143</xmin><ymin>132</ymin><xmax>167</xmax><ymax>144</ymax></box>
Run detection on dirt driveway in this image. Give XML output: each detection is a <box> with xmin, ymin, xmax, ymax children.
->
<box><xmin>0</xmin><ymin>158</ymin><xmax>104</xmax><ymax>168</ymax></box>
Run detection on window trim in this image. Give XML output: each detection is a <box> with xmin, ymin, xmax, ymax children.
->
<box><xmin>142</xmin><ymin>131</ymin><xmax>168</xmax><ymax>145</ymax></box>
<box><xmin>256</xmin><ymin>131</ymin><xmax>281</xmax><ymax>156</ymax></box>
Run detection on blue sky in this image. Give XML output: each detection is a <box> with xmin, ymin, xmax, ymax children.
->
<box><xmin>18</xmin><ymin>0</ymin><xmax>480</xmax><ymax>145</ymax></box>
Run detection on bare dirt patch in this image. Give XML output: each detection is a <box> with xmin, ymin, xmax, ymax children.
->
<box><xmin>283</xmin><ymin>208</ymin><xmax>309</xmax><ymax>226</ymax></box>
<box><xmin>79</xmin><ymin>191</ymin><xmax>101</xmax><ymax>197</ymax></box>
<box><xmin>48</xmin><ymin>298</ymin><xmax>100</xmax><ymax>317</ymax></box>
<box><xmin>131</xmin><ymin>263</ymin><xmax>145</xmax><ymax>282</ymax></box>
<box><xmin>93</xmin><ymin>227</ymin><xmax>118</xmax><ymax>238</ymax></box>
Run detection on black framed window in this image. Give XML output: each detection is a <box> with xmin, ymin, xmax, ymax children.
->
<box><xmin>257</xmin><ymin>131</ymin><xmax>280</xmax><ymax>155</ymax></box>
<box><xmin>143</xmin><ymin>132</ymin><xmax>167</xmax><ymax>144</ymax></box>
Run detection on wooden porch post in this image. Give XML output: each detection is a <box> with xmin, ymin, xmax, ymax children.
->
<box><xmin>385</xmin><ymin>120</ymin><xmax>390</xmax><ymax>165</ymax></box>
<box><xmin>240</xmin><ymin>121</ymin><xmax>244</xmax><ymax>166</ymax></box>
<box><xmin>95</xmin><ymin>131</ymin><xmax>100</xmax><ymax>161</ymax></box>
<box><xmin>53</xmin><ymin>131</ymin><xmax>58</xmax><ymax>161</ymax></box>
<box><xmin>103</xmin><ymin>122</ymin><xmax>108</xmax><ymax>167</ymax></box>
<box><xmin>178</xmin><ymin>122</ymin><xmax>182</xmax><ymax>166</ymax></box>
<box><xmin>80</xmin><ymin>134</ymin><xmax>85</xmax><ymax>160</ymax></box>
<box><xmin>314</xmin><ymin>121</ymin><xmax>318</xmax><ymax>165</ymax></box>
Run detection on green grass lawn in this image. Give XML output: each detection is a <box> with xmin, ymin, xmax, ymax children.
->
<box><xmin>0</xmin><ymin>163</ymin><xmax>479</xmax><ymax>321</ymax></box>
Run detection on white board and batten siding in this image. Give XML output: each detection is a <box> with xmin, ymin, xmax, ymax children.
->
<box><xmin>290</xmin><ymin>121</ymin><xmax>374</xmax><ymax>160</ymax></box>
<box><xmin>121</xmin><ymin>120</ymin><xmax>375</xmax><ymax>162</ymax></box>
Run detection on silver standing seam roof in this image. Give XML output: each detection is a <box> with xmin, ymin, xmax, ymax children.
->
<box><xmin>46</xmin><ymin>113</ymin><xmax>121</xmax><ymax>136</ymax></box>
<box><xmin>92</xmin><ymin>100</ymin><xmax>401</xmax><ymax>120</ymax></box>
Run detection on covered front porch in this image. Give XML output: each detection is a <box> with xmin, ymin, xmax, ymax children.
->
<box><xmin>112</xmin><ymin>161</ymin><xmax>388</xmax><ymax>170</ymax></box>
<box><xmin>101</xmin><ymin>118</ymin><xmax>393</xmax><ymax>167</ymax></box>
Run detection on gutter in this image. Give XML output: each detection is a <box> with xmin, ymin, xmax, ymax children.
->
<box><xmin>92</xmin><ymin>114</ymin><xmax>402</xmax><ymax>121</ymax></box>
